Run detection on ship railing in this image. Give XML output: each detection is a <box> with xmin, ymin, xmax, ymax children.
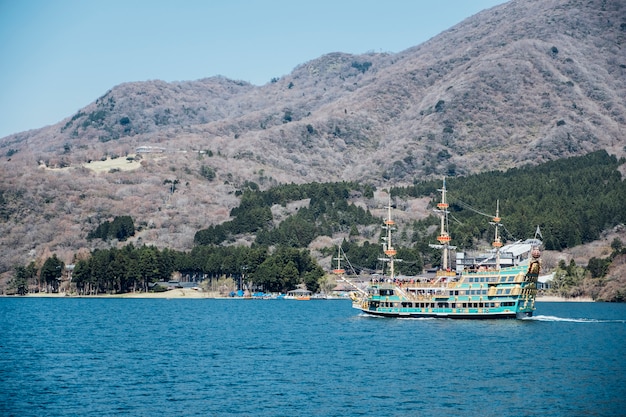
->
<box><xmin>401</xmin><ymin>288</ymin><xmax>448</xmax><ymax>300</ymax></box>
<box><xmin>402</xmin><ymin>281</ymin><xmax>454</xmax><ymax>289</ymax></box>
<box><xmin>435</xmin><ymin>270</ymin><xmax>457</xmax><ymax>280</ymax></box>
<box><xmin>462</xmin><ymin>265</ymin><xmax>529</xmax><ymax>275</ymax></box>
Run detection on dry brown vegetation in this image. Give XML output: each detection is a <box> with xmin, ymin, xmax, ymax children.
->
<box><xmin>0</xmin><ymin>0</ymin><xmax>624</xmax><ymax>280</ymax></box>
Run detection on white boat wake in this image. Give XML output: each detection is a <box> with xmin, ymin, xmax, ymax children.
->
<box><xmin>526</xmin><ymin>315</ymin><xmax>625</xmax><ymax>323</ymax></box>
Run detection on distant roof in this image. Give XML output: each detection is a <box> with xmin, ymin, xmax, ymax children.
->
<box><xmin>287</xmin><ymin>288</ymin><xmax>311</xmax><ymax>294</ymax></box>
<box><xmin>498</xmin><ymin>239</ymin><xmax>542</xmax><ymax>257</ymax></box>
<box><xmin>538</xmin><ymin>272</ymin><xmax>555</xmax><ymax>283</ymax></box>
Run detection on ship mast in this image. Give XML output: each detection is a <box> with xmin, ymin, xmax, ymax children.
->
<box><xmin>332</xmin><ymin>245</ymin><xmax>345</xmax><ymax>276</ymax></box>
<box><xmin>490</xmin><ymin>200</ymin><xmax>503</xmax><ymax>269</ymax></box>
<box><xmin>433</xmin><ymin>178</ymin><xmax>452</xmax><ymax>271</ymax></box>
<box><xmin>382</xmin><ymin>194</ymin><xmax>397</xmax><ymax>279</ymax></box>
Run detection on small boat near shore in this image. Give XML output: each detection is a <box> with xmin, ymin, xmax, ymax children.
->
<box><xmin>284</xmin><ymin>288</ymin><xmax>312</xmax><ymax>300</ymax></box>
<box><xmin>350</xmin><ymin>179</ymin><xmax>541</xmax><ymax>319</ymax></box>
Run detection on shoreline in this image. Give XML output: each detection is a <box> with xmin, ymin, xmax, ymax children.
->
<box><xmin>535</xmin><ymin>295</ymin><xmax>594</xmax><ymax>302</ymax></box>
<box><xmin>15</xmin><ymin>288</ymin><xmax>218</xmax><ymax>299</ymax></box>
<box><xmin>2</xmin><ymin>291</ymin><xmax>595</xmax><ymax>302</ymax></box>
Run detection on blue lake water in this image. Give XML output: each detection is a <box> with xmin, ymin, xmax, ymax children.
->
<box><xmin>1</xmin><ymin>298</ymin><xmax>625</xmax><ymax>416</ymax></box>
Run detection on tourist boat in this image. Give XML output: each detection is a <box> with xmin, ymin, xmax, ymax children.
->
<box><xmin>285</xmin><ymin>288</ymin><xmax>312</xmax><ymax>300</ymax></box>
<box><xmin>351</xmin><ymin>179</ymin><xmax>541</xmax><ymax>319</ymax></box>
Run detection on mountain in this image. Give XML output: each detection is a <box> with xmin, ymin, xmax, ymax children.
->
<box><xmin>0</xmin><ymin>0</ymin><xmax>625</xmax><ymax>276</ymax></box>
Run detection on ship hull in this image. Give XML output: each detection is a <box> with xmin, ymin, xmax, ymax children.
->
<box><xmin>356</xmin><ymin>307</ymin><xmax>531</xmax><ymax>320</ymax></box>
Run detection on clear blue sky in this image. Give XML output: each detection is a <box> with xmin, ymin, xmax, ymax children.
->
<box><xmin>0</xmin><ymin>0</ymin><xmax>506</xmax><ymax>139</ymax></box>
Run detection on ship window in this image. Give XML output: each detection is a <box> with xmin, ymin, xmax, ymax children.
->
<box><xmin>505</xmin><ymin>289</ymin><xmax>511</xmax><ymax>295</ymax></box>
<box><xmin>508</xmin><ymin>276</ymin><xmax>515</xmax><ymax>282</ymax></box>
<box><xmin>497</xmin><ymin>289</ymin><xmax>503</xmax><ymax>295</ymax></box>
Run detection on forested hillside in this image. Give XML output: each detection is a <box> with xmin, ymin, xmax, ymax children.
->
<box><xmin>8</xmin><ymin>151</ymin><xmax>625</xmax><ymax>300</ymax></box>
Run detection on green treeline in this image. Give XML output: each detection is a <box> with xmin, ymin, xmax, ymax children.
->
<box><xmin>87</xmin><ymin>215</ymin><xmax>135</xmax><ymax>241</ymax></box>
<box><xmin>195</xmin><ymin>150</ymin><xmax>625</xmax><ymax>256</ymax></box>
<box><xmin>11</xmin><ymin>257</ymin><xmax>62</xmax><ymax>295</ymax></box>
<box><xmin>194</xmin><ymin>181</ymin><xmax>377</xmax><ymax>246</ymax></box>
<box><xmin>395</xmin><ymin>150</ymin><xmax>626</xmax><ymax>251</ymax></box>
<box><xmin>68</xmin><ymin>244</ymin><xmax>323</xmax><ymax>294</ymax></box>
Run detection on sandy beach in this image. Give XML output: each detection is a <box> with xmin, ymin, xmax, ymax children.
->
<box><xmin>21</xmin><ymin>288</ymin><xmax>221</xmax><ymax>299</ymax></box>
